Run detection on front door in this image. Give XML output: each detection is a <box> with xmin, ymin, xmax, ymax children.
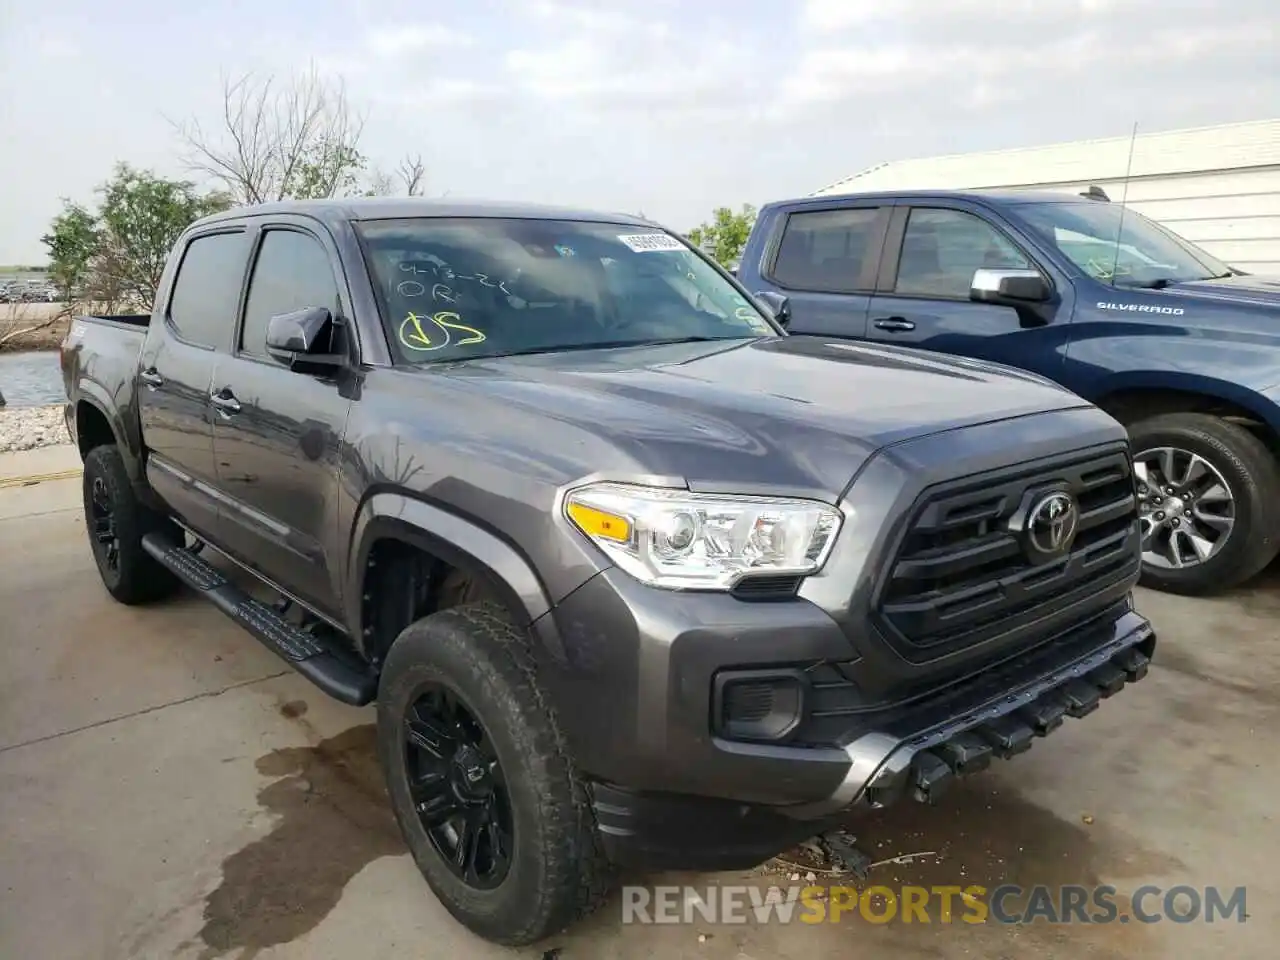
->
<box><xmin>210</xmin><ymin>223</ymin><xmax>353</xmax><ymax>618</ymax></box>
<box><xmin>138</xmin><ymin>229</ymin><xmax>251</xmax><ymax>540</ymax></box>
<box><xmin>864</xmin><ymin>205</ymin><xmax>1066</xmax><ymax>379</ymax></box>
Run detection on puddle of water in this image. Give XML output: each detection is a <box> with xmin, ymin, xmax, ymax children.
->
<box><xmin>0</xmin><ymin>350</ymin><xmax>62</xmax><ymax>407</ymax></box>
<box><xmin>198</xmin><ymin>723</ymin><xmax>405</xmax><ymax>958</ymax></box>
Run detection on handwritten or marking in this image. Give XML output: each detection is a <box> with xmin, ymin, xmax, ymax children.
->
<box><xmin>452</xmin><ymin>272</ymin><xmax>510</xmax><ymax>295</ymax></box>
<box><xmin>399</xmin><ymin>312</ymin><xmax>441</xmax><ymax>351</ymax></box>
<box><xmin>396</xmin><ymin>259</ymin><xmax>511</xmax><ymax>298</ymax></box>
<box><xmin>435</xmin><ymin>312</ymin><xmax>486</xmax><ymax>345</ymax></box>
<box><xmin>397</xmin><ymin>311</ymin><xmax>487</xmax><ymax>353</ymax></box>
<box><xmin>397</xmin><ymin>280</ymin><xmax>426</xmax><ymax>297</ymax></box>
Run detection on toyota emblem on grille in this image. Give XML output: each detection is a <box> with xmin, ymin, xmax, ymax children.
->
<box><xmin>1027</xmin><ymin>491</ymin><xmax>1079</xmax><ymax>557</ymax></box>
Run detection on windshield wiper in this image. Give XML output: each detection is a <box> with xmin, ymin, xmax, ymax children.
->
<box><xmin>1131</xmin><ymin>271</ymin><xmax>1235</xmax><ymax>290</ymax></box>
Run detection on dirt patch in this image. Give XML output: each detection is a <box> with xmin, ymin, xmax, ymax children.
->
<box><xmin>773</xmin><ymin>780</ymin><xmax>1181</xmax><ymax>896</ymax></box>
<box><xmin>278</xmin><ymin>700</ymin><xmax>309</xmax><ymax>720</ymax></box>
<box><xmin>760</xmin><ymin>779</ymin><xmax>1182</xmax><ymax>958</ymax></box>
<box><xmin>198</xmin><ymin>724</ymin><xmax>405</xmax><ymax>958</ymax></box>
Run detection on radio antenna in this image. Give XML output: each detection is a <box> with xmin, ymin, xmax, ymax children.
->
<box><xmin>1108</xmin><ymin>121</ymin><xmax>1139</xmax><ymax>286</ymax></box>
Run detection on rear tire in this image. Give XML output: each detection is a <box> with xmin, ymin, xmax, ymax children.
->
<box><xmin>376</xmin><ymin>602</ymin><xmax>613</xmax><ymax>946</ymax></box>
<box><xmin>82</xmin><ymin>445</ymin><xmax>182</xmax><ymax>605</ymax></box>
<box><xmin>1126</xmin><ymin>412</ymin><xmax>1280</xmax><ymax>595</ymax></box>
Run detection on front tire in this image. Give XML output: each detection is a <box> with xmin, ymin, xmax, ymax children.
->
<box><xmin>1127</xmin><ymin>413</ymin><xmax>1280</xmax><ymax>595</ymax></box>
<box><xmin>81</xmin><ymin>445</ymin><xmax>182</xmax><ymax>605</ymax></box>
<box><xmin>376</xmin><ymin>602</ymin><xmax>612</xmax><ymax>945</ymax></box>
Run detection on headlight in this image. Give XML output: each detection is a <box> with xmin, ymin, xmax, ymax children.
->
<box><xmin>564</xmin><ymin>482</ymin><xmax>842</xmax><ymax>590</ymax></box>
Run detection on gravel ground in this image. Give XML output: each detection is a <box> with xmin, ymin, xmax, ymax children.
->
<box><xmin>0</xmin><ymin>404</ymin><xmax>70</xmax><ymax>453</ymax></box>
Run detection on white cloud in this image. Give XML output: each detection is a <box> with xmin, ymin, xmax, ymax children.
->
<box><xmin>1</xmin><ymin>0</ymin><xmax>1277</xmax><ymax>260</ymax></box>
<box><xmin>365</xmin><ymin>24</ymin><xmax>472</xmax><ymax>56</ymax></box>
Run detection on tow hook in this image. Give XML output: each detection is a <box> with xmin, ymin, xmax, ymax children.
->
<box><xmin>815</xmin><ymin>829</ymin><xmax>873</xmax><ymax>881</ymax></box>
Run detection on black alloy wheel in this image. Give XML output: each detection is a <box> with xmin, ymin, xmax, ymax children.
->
<box><xmin>88</xmin><ymin>474</ymin><xmax>121</xmax><ymax>574</ymax></box>
<box><xmin>403</xmin><ymin>684</ymin><xmax>514</xmax><ymax>890</ymax></box>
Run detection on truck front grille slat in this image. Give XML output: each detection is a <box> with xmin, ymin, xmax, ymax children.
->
<box><xmin>877</xmin><ymin>446</ymin><xmax>1141</xmax><ymax>655</ymax></box>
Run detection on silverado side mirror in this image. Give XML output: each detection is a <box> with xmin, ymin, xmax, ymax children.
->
<box><xmin>266</xmin><ymin>307</ymin><xmax>346</xmax><ymax>372</ymax></box>
<box><xmin>970</xmin><ymin>268</ymin><xmax>1051</xmax><ymax>304</ymax></box>
<box><xmin>754</xmin><ymin>291</ymin><xmax>791</xmax><ymax>329</ymax></box>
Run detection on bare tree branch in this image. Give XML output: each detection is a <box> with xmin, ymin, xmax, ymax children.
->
<box><xmin>366</xmin><ymin>169</ymin><xmax>396</xmax><ymax>197</ymax></box>
<box><xmin>170</xmin><ymin>64</ymin><xmax>368</xmax><ymax>205</ymax></box>
<box><xmin>0</xmin><ymin>302</ymin><xmax>72</xmax><ymax>347</ymax></box>
<box><xmin>397</xmin><ymin>154</ymin><xmax>426</xmax><ymax>196</ymax></box>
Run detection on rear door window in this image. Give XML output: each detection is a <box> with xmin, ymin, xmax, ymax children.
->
<box><xmin>770</xmin><ymin>207</ymin><xmax>884</xmax><ymax>293</ymax></box>
<box><xmin>167</xmin><ymin>231</ymin><xmax>248</xmax><ymax>349</ymax></box>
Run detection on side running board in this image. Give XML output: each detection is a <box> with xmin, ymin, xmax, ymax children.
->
<box><xmin>141</xmin><ymin>533</ymin><xmax>377</xmax><ymax>706</ymax></box>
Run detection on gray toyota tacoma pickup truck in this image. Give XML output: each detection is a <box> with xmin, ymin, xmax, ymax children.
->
<box><xmin>60</xmin><ymin>198</ymin><xmax>1156</xmax><ymax>945</ymax></box>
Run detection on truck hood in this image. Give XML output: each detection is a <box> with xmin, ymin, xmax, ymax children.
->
<box><xmin>1161</xmin><ymin>273</ymin><xmax>1280</xmax><ymax>309</ymax></box>
<box><xmin>442</xmin><ymin>337</ymin><xmax>1090</xmax><ymax>498</ymax></box>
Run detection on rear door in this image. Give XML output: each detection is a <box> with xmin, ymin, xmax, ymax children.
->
<box><xmin>864</xmin><ymin>204</ymin><xmax>1066</xmax><ymax>377</ymax></box>
<box><xmin>757</xmin><ymin>202</ymin><xmax>892</xmax><ymax>339</ymax></box>
<box><xmin>138</xmin><ymin>228</ymin><xmax>251</xmax><ymax>540</ymax></box>
<box><xmin>210</xmin><ymin>220</ymin><xmax>354</xmax><ymax>618</ymax></box>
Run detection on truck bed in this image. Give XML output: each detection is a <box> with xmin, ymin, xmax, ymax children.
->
<box><xmin>79</xmin><ymin>313</ymin><xmax>151</xmax><ymax>329</ymax></box>
<box><xmin>60</xmin><ymin>314</ymin><xmax>150</xmax><ymax>470</ymax></box>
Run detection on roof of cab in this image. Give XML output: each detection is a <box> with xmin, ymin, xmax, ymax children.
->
<box><xmin>193</xmin><ymin>197</ymin><xmax>660</xmax><ymax>230</ymax></box>
<box><xmin>760</xmin><ymin>188</ymin><xmax>1103</xmax><ymax>213</ymax></box>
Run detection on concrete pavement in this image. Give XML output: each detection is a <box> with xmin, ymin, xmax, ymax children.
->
<box><xmin>1</xmin><ymin>450</ymin><xmax>1277</xmax><ymax>959</ymax></box>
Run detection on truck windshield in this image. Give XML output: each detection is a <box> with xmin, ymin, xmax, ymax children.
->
<box><xmin>356</xmin><ymin>218</ymin><xmax>777</xmax><ymax>364</ymax></box>
<box><xmin>1012</xmin><ymin>200</ymin><xmax>1232</xmax><ymax>287</ymax></box>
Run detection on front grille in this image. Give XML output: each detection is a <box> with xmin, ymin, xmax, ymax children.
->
<box><xmin>876</xmin><ymin>445</ymin><xmax>1140</xmax><ymax>657</ymax></box>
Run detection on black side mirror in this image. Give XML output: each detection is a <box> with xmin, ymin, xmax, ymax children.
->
<box><xmin>754</xmin><ymin>290</ymin><xmax>791</xmax><ymax>329</ymax></box>
<box><xmin>265</xmin><ymin>307</ymin><xmax>347</xmax><ymax>371</ymax></box>
<box><xmin>970</xmin><ymin>268</ymin><xmax>1051</xmax><ymax>304</ymax></box>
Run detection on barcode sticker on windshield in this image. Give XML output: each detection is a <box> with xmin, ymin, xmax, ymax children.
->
<box><xmin>617</xmin><ymin>233</ymin><xmax>685</xmax><ymax>253</ymax></box>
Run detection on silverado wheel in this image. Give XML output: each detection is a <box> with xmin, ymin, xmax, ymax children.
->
<box><xmin>82</xmin><ymin>445</ymin><xmax>182</xmax><ymax>605</ymax></box>
<box><xmin>1127</xmin><ymin>413</ymin><xmax>1280</xmax><ymax>595</ymax></box>
<box><xmin>376</xmin><ymin>602</ymin><xmax>612</xmax><ymax>945</ymax></box>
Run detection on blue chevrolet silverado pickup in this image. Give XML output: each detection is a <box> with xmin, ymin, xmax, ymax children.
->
<box><xmin>738</xmin><ymin>188</ymin><xmax>1280</xmax><ymax>596</ymax></box>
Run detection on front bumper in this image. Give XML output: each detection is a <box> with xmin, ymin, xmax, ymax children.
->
<box><xmin>787</xmin><ymin>606</ymin><xmax>1155</xmax><ymax>818</ymax></box>
<box><xmin>543</xmin><ymin>569</ymin><xmax>1154</xmax><ymax>869</ymax></box>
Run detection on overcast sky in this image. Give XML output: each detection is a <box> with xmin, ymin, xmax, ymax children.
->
<box><xmin>1</xmin><ymin>0</ymin><xmax>1276</xmax><ymax>263</ymax></box>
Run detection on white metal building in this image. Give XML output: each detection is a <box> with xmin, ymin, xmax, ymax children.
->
<box><xmin>811</xmin><ymin>119</ymin><xmax>1280</xmax><ymax>274</ymax></box>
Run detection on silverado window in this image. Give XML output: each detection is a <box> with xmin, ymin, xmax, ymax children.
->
<box><xmin>893</xmin><ymin>208</ymin><xmax>1030</xmax><ymax>299</ymax></box>
<box><xmin>770</xmin><ymin>208</ymin><xmax>881</xmax><ymax>293</ymax></box>
<box><xmin>1013</xmin><ymin>200</ymin><xmax>1232</xmax><ymax>286</ymax></box>
<box><xmin>241</xmin><ymin>230</ymin><xmax>341</xmax><ymax>358</ymax></box>
<box><xmin>357</xmin><ymin>218</ymin><xmax>776</xmax><ymax>364</ymax></box>
<box><xmin>167</xmin><ymin>231</ymin><xmax>248</xmax><ymax>349</ymax></box>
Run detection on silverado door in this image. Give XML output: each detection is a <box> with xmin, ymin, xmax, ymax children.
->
<box><xmin>756</xmin><ymin>202</ymin><xmax>892</xmax><ymax>338</ymax></box>
<box><xmin>210</xmin><ymin>220</ymin><xmax>353</xmax><ymax>619</ymax></box>
<box><xmin>864</xmin><ymin>204</ymin><xmax>1067</xmax><ymax>378</ymax></box>
<box><xmin>138</xmin><ymin>228</ymin><xmax>252</xmax><ymax>541</ymax></box>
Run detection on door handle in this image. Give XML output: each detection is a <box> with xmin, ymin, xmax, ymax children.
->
<box><xmin>140</xmin><ymin>368</ymin><xmax>164</xmax><ymax>387</ymax></box>
<box><xmin>873</xmin><ymin>317</ymin><xmax>916</xmax><ymax>332</ymax></box>
<box><xmin>211</xmin><ymin>390</ymin><xmax>241</xmax><ymax>414</ymax></box>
